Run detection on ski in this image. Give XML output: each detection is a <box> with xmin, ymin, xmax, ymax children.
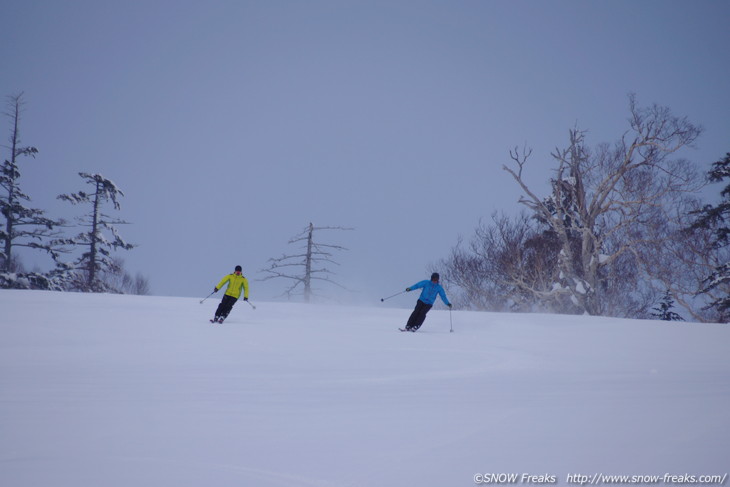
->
<box><xmin>399</xmin><ymin>328</ymin><xmax>412</xmax><ymax>332</ymax></box>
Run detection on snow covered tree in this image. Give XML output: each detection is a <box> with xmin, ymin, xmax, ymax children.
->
<box><xmin>1</xmin><ymin>93</ymin><xmax>65</xmax><ymax>273</ymax></box>
<box><xmin>690</xmin><ymin>152</ymin><xmax>730</xmax><ymax>321</ymax></box>
<box><xmin>503</xmin><ymin>95</ymin><xmax>704</xmax><ymax>317</ymax></box>
<box><xmin>57</xmin><ymin>172</ymin><xmax>135</xmax><ymax>292</ymax></box>
<box><xmin>651</xmin><ymin>290</ymin><xmax>685</xmax><ymax>321</ymax></box>
<box><xmin>260</xmin><ymin>222</ymin><xmax>353</xmax><ymax>302</ymax></box>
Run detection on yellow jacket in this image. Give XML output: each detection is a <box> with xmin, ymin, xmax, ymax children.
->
<box><xmin>216</xmin><ymin>273</ymin><xmax>249</xmax><ymax>299</ymax></box>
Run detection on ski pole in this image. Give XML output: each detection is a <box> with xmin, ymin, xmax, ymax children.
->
<box><xmin>449</xmin><ymin>306</ymin><xmax>454</xmax><ymax>333</ymax></box>
<box><xmin>381</xmin><ymin>290</ymin><xmax>407</xmax><ymax>302</ymax></box>
<box><xmin>199</xmin><ymin>291</ymin><xmax>215</xmax><ymax>304</ymax></box>
<box><xmin>245</xmin><ymin>299</ymin><xmax>256</xmax><ymax>310</ymax></box>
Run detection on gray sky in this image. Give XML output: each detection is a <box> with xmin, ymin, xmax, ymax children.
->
<box><xmin>2</xmin><ymin>0</ymin><xmax>729</xmax><ymax>303</ymax></box>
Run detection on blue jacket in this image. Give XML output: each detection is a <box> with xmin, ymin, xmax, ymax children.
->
<box><xmin>408</xmin><ymin>280</ymin><xmax>451</xmax><ymax>306</ymax></box>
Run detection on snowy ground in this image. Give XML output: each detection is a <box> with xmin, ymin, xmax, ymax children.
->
<box><xmin>1</xmin><ymin>290</ymin><xmax>728</xmax><ymax>487</ymax></box>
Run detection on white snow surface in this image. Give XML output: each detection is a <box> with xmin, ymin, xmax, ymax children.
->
<box><xmin>1</xmin><ymin>290</ymin><xmax>728</xmax><ymax>487</ymax></box>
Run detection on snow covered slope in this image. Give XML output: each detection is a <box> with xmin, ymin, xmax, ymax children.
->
<box><xmin>1</xmin><ymin>290</ymin><xmax>728</xmax><ymax>487</ymax></box>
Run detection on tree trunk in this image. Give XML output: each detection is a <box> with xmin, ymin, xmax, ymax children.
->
<box><xmin>87</xmin><ymin>180</ymin><xmax>101</xmax><ymax>289</ymax></box>
<box><xmin>304</xmin><ymin>222</ymin><xmax>313</xmax><ymax>302</ymax></box>
<box><xmin>2</xmin><ymin>99</ymin><xmax>20</xmax><ymax>271</ymax></box>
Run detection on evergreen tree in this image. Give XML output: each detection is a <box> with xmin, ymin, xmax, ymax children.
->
<box><xmin>1</xmin><ymin>93</ymin><xmax>64</xmax><ymax>273</ymax></box>
<box><xmin>57</xmin><ymin>172</ymin><xmax>135</xmax><ymax>292</ymax></box>
<box><xmin>651</xmin><ymin>290</ymin><xmax>685</xmax><ymax>321</ymax></box>
<box><xmin>692</xmin><ymin>153</ymin><xmax>730</xmax><ymax>320</ymax></box>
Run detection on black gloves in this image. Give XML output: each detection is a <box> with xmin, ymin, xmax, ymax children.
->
<box><xmin>213</xmin><ymin>287</ymin><xmax>218</xmax><ymax>293</ymax></box>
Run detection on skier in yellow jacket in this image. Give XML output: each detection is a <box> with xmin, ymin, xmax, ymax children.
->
<box><xmin>210</xmin><ymin>265</ymin><xmax>249</xmax><ymax>323</ymax></box>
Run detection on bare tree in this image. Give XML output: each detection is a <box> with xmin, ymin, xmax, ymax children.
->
<box><xmin>260</xmin><ymin>222</ymin><xmax>353</xmax><ymax>302</ymax></box>
<box><xmin>1</xmin><ymin>93</ymin><xmax>65</xmax><ymax>273</ymax></box>
<box><xmin>439</xmin><ymin>212</ymin><xmax>563</xmax><ymax>312</ymax></box>
<box><xmin>503</xmin><ymin>95</ymin><xmax>704</xmax><ymax>317</ymax></box>
<box><xmin>96</xmin><ymin>256</ymin><xmax>151</xmax><ymax>295</ymax></box>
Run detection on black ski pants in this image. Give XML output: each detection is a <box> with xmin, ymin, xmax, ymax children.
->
<box><xmin>215</xmin><ymin>295</ymin><xmax>237</xmax><ymax>319</ymax></box>
<box><xmin>406</xmin><ymin>299</ymin><xmax>432</xmax><ymax>331</ymax></box>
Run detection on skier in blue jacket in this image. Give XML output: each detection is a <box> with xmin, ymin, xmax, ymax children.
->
<box><xmin>403</xmin><ymin>272</ymin><xmax>451</xmax><ymax>332</ymax></box>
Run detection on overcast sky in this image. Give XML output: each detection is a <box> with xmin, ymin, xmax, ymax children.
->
<box><xmin>2</xmin><ymin>0</ymin><xmax>729</xmax><ymax>304</ymax></box>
